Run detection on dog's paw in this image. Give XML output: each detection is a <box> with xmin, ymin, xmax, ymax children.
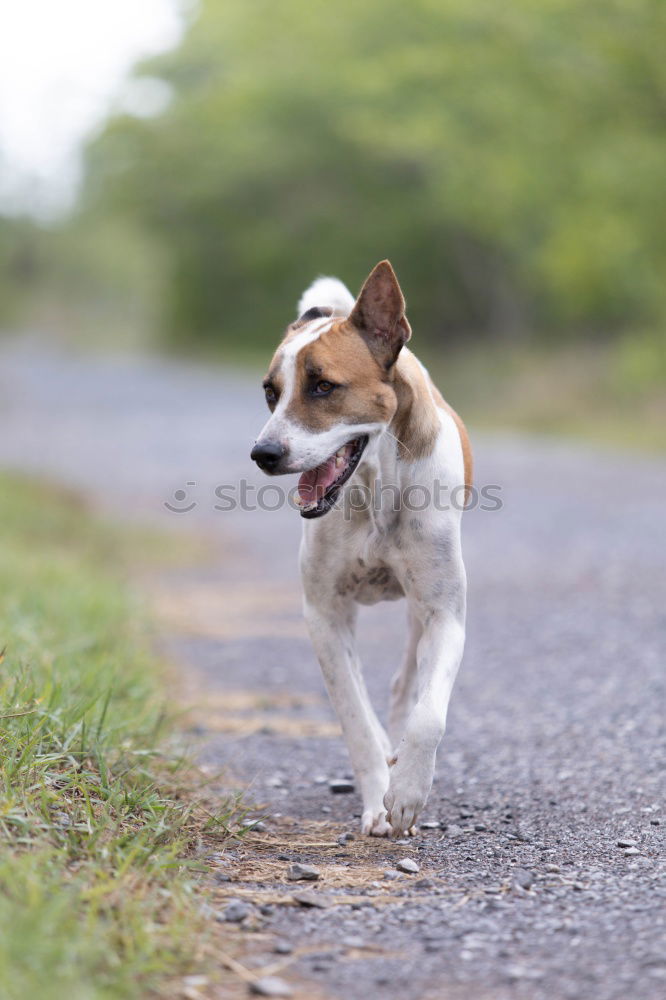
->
<box><xmin>361</xmin><ymin>808</ymin><xmax>392</xmax><ymax>837</ymax></box>
<box><xmin>383</xmin><ymin>752</ymin><xmax>434</xmax><ymax>836</ymax></box>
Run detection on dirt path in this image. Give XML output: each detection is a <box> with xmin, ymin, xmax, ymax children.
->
<box><xmin>1</xmin><ymin>338</ymin><xmax>664</xmax><ymax>999</ymax></box>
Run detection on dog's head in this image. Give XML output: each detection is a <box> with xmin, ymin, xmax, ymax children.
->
<box><xmin>251</xmin><ymin>260</ymin><xmax>411</xmax><ymax>518</ymax></box>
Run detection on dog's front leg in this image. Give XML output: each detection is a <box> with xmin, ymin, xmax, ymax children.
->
<box><xmin>384</xmin><ymin>561</ymin><xmax>466</xmax><ymax>835</ymax></box>
<box><xmin>303</xmin><ymin>594</ymin><xmax>391</xmax><ymax>837</ymax></box>
<box><xmin>388</xmin><ymin>608</ymin><xmax>422</xmax><ymax>748</ymax></box>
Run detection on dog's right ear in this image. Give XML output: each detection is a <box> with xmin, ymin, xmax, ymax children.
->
<box><xmin>349</xmin><ymin>260</ymin><xmax>411</xmax><ymax>369</ymax></box>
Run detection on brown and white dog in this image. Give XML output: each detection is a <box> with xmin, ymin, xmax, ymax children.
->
<box><xmin>251</xmin><ymin>261</ymin><xmax>471</xmax><ymax>836</ymax></box>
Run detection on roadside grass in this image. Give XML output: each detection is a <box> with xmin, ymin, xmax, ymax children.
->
<box><xmin>425</xmin><ymin>332</ymin><xmax>666</xmax><ymax>453</ymax></box>
<box><xmin>0</xmin><ymin>475</ymin><xmax>244</xmax><ymax>1000</ymax></box>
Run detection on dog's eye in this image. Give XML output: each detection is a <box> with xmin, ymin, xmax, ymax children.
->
<box><xmin>264</xmin><ymin>384</ymin><xmax>277</xmax><ymax>404</ymax></box>
<box><xmin>312</xmin><ymin>379</ymin><xmax>334</xmax><ymax>396</ymax></box>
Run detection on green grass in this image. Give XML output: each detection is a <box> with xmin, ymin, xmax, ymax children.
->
<box><xmin>0</xmin><ymin>475</ymin><xmax>242</xmax><ymax>1000</ymax></box>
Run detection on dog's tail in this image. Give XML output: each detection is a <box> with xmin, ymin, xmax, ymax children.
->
<box><xmin>297</xmin><ymin>276</ymin><xmax>355</xmax><ymax>319</ymax></box>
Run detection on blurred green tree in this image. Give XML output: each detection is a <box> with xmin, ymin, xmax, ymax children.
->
<box><xmin>83</xmin><ymin>0</ymin><xmax>666</xmax><ymax>351</ymax></box>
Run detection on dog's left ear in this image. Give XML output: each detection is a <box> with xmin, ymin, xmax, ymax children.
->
<box><xmin>350</xmin><ymin>260</ymin><xmax>411</xmax><ymax>369</ymax></box>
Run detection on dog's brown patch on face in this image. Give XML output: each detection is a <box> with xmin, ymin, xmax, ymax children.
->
<box><xmin>281</xmin><ymin>319</ymin><xmax>397</xmax><ymax>432</ymax></box>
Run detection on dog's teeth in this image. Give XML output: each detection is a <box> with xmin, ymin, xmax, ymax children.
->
<box><xmin>335</xmin><ymin>456</ymin><xmax>344</xmax><ymax>468</ymax></box>
<box><xmin>336</xmin><ymin>448</ymin><xmax>345</xmax><ymax>457</ymax></box>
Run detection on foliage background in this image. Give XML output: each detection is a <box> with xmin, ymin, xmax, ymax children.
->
<box><xmin>1</xmin><ymin>0</ymin><xmax>664</xmax><ymax>436</ymax></box>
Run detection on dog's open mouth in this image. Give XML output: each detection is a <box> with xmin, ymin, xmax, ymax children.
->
<box><xmin>295</xmin><ymin>435</ymin><xmax>368</xmax><ymax>519</ymax></box>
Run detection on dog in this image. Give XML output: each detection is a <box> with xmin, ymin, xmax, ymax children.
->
<box><xmin>251</xmin><ymin>260</ymin><xmax>471</xmax><ymax>836</ymax></box>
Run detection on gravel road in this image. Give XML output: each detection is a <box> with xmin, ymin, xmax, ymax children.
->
<box><xmin>1</xmin><ymin>337</ymin><xmax>664</xmax><ymax>1000</ymax></box>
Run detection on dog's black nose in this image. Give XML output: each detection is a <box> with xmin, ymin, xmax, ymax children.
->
<box><xmin>251</xmin><ymin>441</ymin><xmax>286</xmax><ymax>473</ymax></box>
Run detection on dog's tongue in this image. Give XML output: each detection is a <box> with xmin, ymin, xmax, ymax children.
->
<box><xmin>298</xmin><ymin>456</ymin><xmax>338</xmax><ymax>503</ymax></box>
